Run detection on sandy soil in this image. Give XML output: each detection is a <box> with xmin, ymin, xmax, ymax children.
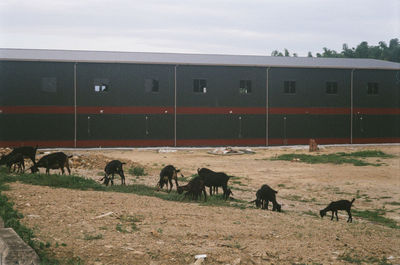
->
<box><xmin>3</xmin><ymin>144</ymin><xmax>400</xmax><ymax>265</ymax></box>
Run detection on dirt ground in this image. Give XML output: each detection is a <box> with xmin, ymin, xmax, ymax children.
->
<box><xmin>3</xmin><ymin>144</ymin><xmax>400</xmax><ymax>265</ymax></box>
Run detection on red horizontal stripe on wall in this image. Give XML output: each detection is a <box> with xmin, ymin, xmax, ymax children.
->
<box><xmin>0</xmin><ymin>106</ymin><xmax>74</xmax><ymax>114</ymax></box>
<box><xmin>268</xmin><ymin>107</ymin><xmax>350</xmax><ymax>115</ymax></box>
<box><xmin>77</xmin><ymin>106</ymin><xmax>174</xmax><ymax>115</ymax></box>
<box><xmin>1</xmin><ymin>106</ymin><xmax>399</xmax><ymax>115</ymax></box>
<box><xmin>177</xmin><ymin>107</ymin><xmax>265</xmax><ymax>115</ymax></box>
<box><xmin>268</xmin><ymin>138</ymin><xmax>351</xmax><ymax>145</ymax></box>
<box><xmin>353</xmin><ymin>108</ymin><xmax>400</xmax><ymax>115</ymax></box>
<box><xmin>352</xmin><ymin>138</ymin><xmax>400</xmax><ymax>144</ymax></box>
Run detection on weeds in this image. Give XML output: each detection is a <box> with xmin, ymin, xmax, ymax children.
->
<box><xmin>271</xmin><ymin>150</ymin><xmax>393</xmax><ymax>166</ymax></box>
<box><xmin>128</xmin><ymin>166</ymin><xmax>147</xmax><ymax>176</ymax></box>
<box><xmin>353</xmin><ymin>209</ymin><xmax>399</xmax><ymax>229</ymax></box>
<box><xmin>338</xmin><ymin>252</ymin><xmax>392</xmax><ymax>265</ymax></box>
<box><xmin>84</xmin><ymin>233</ymin><xmax>103</xmax><ymax>240</ymax></box>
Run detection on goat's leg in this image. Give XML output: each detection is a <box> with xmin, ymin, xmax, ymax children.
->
<box><xmin>203</xmin><ymin>187</ymin><xmax>207</xmax><ymax>201</ymax></box>
<box><xmin>347</xmin><ymin>210</ymin><xmax>352</xmax><ymax>223</ymax></box>
<box><xmin>168</xmin><ymin>179</ymin><xmax>173</xmax><ymax>192</ymax></box>
<box><xmin>335</xmin><ymin>211</ymin><xmax>339</xmax><ymax>221</ymax></box>
<box><xmin>66</xmin><ymin>162</ymin><xmax>71</xmax><ymax>175</ymax></box>
<box><xmin>222</xmin><ymin>184</ymin><xmax>228</xmax><ymax>200</ymax></box>
<box><xmin>330</xmin><ymin>211</ymin><xmax>334</xmax><ymax>220</ymax></box>
<box><xmin>111</xmin><ymin>173</ymin><xmax>114</xmax><ymax>186</ymax></box>
<box><xmin>61</xmin><ymin>167</ymin><xmax>65</xmax><ymax>175</ymax></box>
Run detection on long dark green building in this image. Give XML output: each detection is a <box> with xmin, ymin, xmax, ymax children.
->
<box><xmin>1</xmin><ymin>48</ymin><xmax>399</xmax><ymax>148</ymax></box>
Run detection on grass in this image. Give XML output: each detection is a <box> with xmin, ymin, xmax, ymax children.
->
<box><xmin>338</xmin><ymin>252</ymin><xmax>392</xmax><ymax>265</ymax></box>
<box><xmin>302</xmin><ymin>210</ymin><xmax>319</xmax><ymax>218</ymax></box>
<box><xmin>84</xmin><ymin>233</ymin><xmax>103</xmax><ymax>240</ymax></box>
<box><xmin>271</xmin><ymin>150</ymin><xmax>393</xmax><ymax>166</ymax></box>
<box><xmin>352</xmin><ymin>209</ymin><xmax>399</xmax><ymax>229</ymax></box>
<box><xmin>386</xmin><ymin>201</ymin><xmax>400</xmax><ymax>206</ymax></box>
<box><xmin>128</xmin><ymin>166</ymin><xmax>147</xmax><ymax>176</ymax></box>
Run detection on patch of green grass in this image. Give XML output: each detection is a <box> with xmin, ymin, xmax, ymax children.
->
<box><xmin>284</xmin><ymin>195</ymin><xmax>315</xmax><ymax>203</ymax></box>
<box><xmin>128</xmin><ymin>166</ymin><xmax>147</xmax><ymax>176</ymax></box>
<box><xmin>338</xmin><ymin>252</ymin><xmax>392</xmax><ymax>265</ymax></box>
<box><xmin>84</xmin><ymin>233</ymin><xmax>103</xmax><ymax>240</ymax></box>
<box><xmin>353</xmin><ymin>209</ymin><xmax>399</xmax><ymax>229</ymax></box>
<box><xmin>386</xmin><ymin>201</ymin><xmax>400</xmax><ymax>206</ymax></box>
<box><xmin>271</xmin><ymin>150</ymin><xmax>393</xmax><ymax>166</ymax></box>
<box><xmin>302</xmin><ymin>210</ymin><xmax>319</xmax><ymax>218</ymax></box>
<box><xmin>340</xmin><ymin>150</ymin><xmax>394</xmax><ymax>158</ymax></box>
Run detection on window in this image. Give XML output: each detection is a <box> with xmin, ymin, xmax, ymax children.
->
<box><xmin>41</xmin><ymin>77</ymin><xmax>57</xmax><ymax>93</ymax></box>
<box><xmin>367</xmin><ymin>82</ymin><xmax>379</xmax><ymax>95</ymax></box>
<box><xmin>284</xmin><ymin>81</ymin><xmax>296</xmax><ymax>94</ymax></box>
<box><xmin>145</xmin><ymin>78</ymin><xmax>159</xmax><ymax>93</ymax></box>
<box><xmin>94</xmin><ymin>79</ymin><xmax>110</xmax><ymax>93</ymax></box>
<box><xmin>326</xmin><ymin>81</ymin><xmax>338</xmax><ymax>94</ymax></box>
<box><xmin>193</xmin><ymin>79</ymin><xmax>207</xmax><ymax>93</ymax></box>
<box><xmin>239</xmin><ymin>80</ymin><xmax>252</xmax><ymax>94</ymax></box>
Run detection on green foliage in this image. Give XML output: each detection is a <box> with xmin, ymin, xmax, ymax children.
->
<box><xmin>338</xmin><ymin>252</ymin><xmax>392</xmax><ymax>265</ymax></box>
<box><xmin>353</xmin><ymin>209</ymin><xmax>399</xmax><ymax>229</ymax></box>
<box><xmin>128</xmin><ymin>166</ymin><xmax>147</xmax><ymax>176</ymax></box>
<box><xmin>272</xmin><ymin>38</ymin><xmax>400</xmax><ymax>62</ymax></box>
<box><xmin>270</xmin><ymin>150</ymin><xmax>393</xmax><ymax>166</ymax></box>
<box><xmin>84</xmin><ymin>233</ymin><xmax>103</xmax><ymax>240</ymax></box>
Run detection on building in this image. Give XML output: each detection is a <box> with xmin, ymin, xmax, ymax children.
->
<box><xmin>0</xmin><ymin>48</ymin><xmax>399</xmax><ymax>148</ymax></box>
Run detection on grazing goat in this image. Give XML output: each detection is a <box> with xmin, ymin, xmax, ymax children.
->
<box><xmin>251</xmin><ymin>184</ymin><xmax>281</xmax><ymax>212</ymax></box>
<box><xmin>177</xmin><ymin>176</ymin><xmax>207</xmax><ymax>201</ymax></box>
<box><xmin>158</xmin><ymin>165</ymin><xmax>180</xmax><ymax>192</ymax></box>
<box><xmin>0</xmin><ymin>153</ymin><xmax>25</xmax><ymax>173</ymax></box>
<box><xmin>320</xmin><ymin>198</ymin><xmax>355</xmax><ymax>223</ymax></box>
<box><xmin>100</xmin><ymin>160</ymin><xmax>126</xmax><ymax>186</ymax></box>
<box><xmin>8</xmin><ymin>146</ymin><xmax>38</xmax><ymax>165</ymax></box>
<box><xmin>197</xmin><ymin>168</ymin><xmax>232</xmax><ymax>199</ymax></box>
<box><xmin>30</xmin><ymin>152</ymin><xmax>72</xmax><ymax>175</ymax></box>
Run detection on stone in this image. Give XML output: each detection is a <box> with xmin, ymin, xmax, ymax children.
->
<box><xmin>0</xmin><ymin>228</ymin><xmax>40</xmax><ymax>265</ymax></box>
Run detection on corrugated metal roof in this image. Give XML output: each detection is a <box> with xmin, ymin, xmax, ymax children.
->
<box><xmin>1</xmin><ymin>48</ymin><xmax>399</xmax><ymax>70</ymax></box>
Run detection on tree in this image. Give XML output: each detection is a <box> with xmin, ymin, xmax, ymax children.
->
<box><xmin>269</xmin><ymin>39</ymin><xmax>399</xmax><ymax>62</ymax></box>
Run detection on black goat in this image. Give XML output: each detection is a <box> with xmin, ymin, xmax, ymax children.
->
<box><xmin>177</xmin><ymin>176</ymin><xmax>207</xmax><ymax>201</ymax></box>
<box><xmin>30</xmin><ymin>152</ymin><xmax>72</xmax><ymax>175</ymax></box>
<box><xmin>320</xmin><ymin>198</ymin><xmax>355</xmax><ymax>223</ymax></box>
<box><xmin>0</xmin><ymin>153</ymin><xmax>25</xmax><ymax>173</ymax></box>
<box><xmin>100</xmin><ymin>160</ymin><xmax>126</xmax><ymax>186</ymax></box>
<box><xmin>8</xmin><ymin>146</ymin><xmax>38</xmax><ymax>165</ymax></box>
<box><xmin>251</xmin><ymin>184</ymin><xmax>281</xmax><ymax>212</ymax></box>
<box><xmin>158</xmin><ymin>165</ymin><xmax>180</xmax><ymax>192</ymax></box>
<box><xmin>197</xmin><ymin>168</ymin><xmax>232</xmax><ymax>199</ymax></box>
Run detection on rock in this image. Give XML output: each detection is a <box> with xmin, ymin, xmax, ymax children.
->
<box><xmin>193</xmin><ymin>258</ymin><xmax>205</xmax><ymax>265</ymax></box>
<box><xmin>0</xmin><ymin>228</ymin><xmax>40</xmax><ymax>265</ymax></box>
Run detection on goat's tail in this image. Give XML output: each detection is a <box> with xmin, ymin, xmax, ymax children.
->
<box><xmin>197</xmin><ymin>168</ymin><xmax>201</xmax><ymax>174</ymax></box>
<box><xmin>68</xmin><ymin>155</ymin><xmax>73</xmax><ymax>158</ymax></box>
<box><xmin>351</xmin><ymin>198</ymin><xmax>355</xmax><ymax>204</ymax></box>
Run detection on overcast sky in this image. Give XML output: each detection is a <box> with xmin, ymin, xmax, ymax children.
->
<box><xmin>0</xmin><ymin>0</ymin><xmax>399</xmax><ymax>56</ymax></box>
